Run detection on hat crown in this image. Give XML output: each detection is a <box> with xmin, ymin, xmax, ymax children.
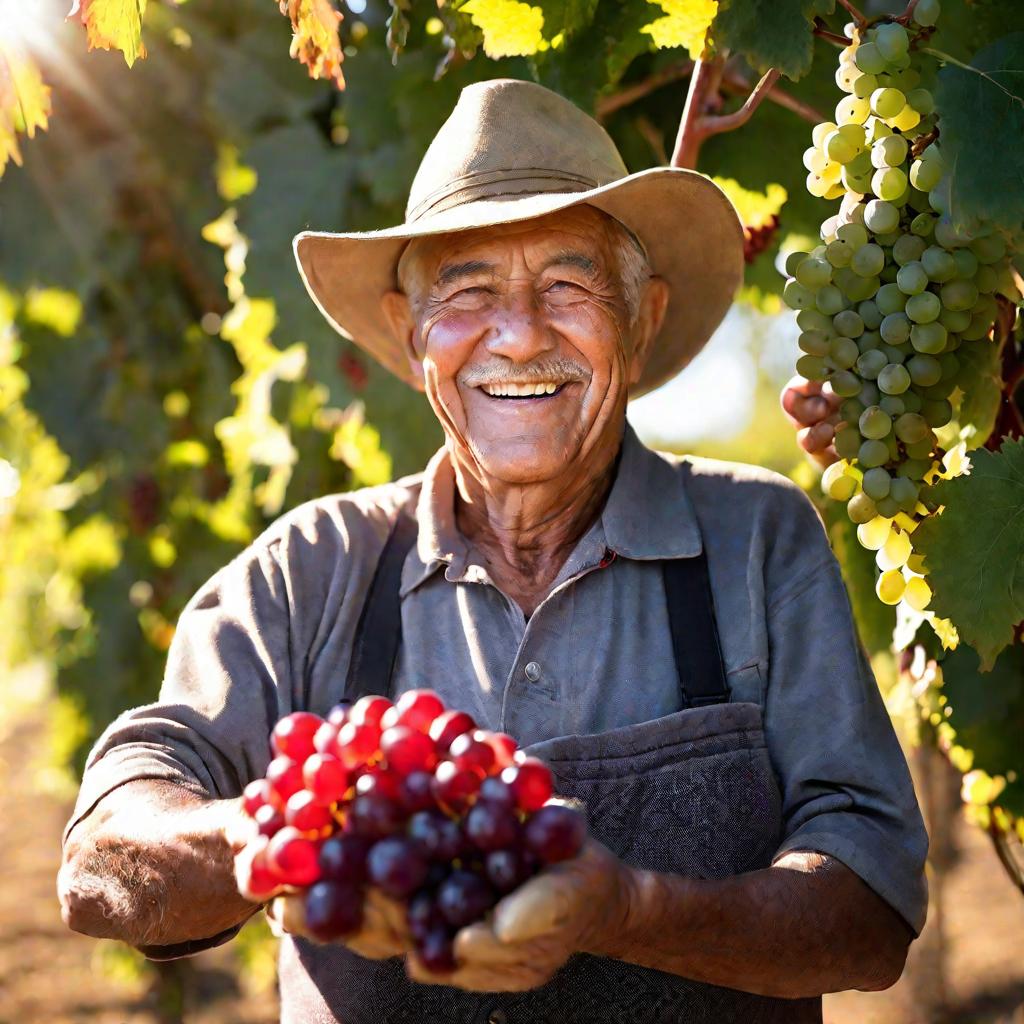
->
<box><xmin>405</xmin><ymin>79</ymin><xmax>629</xmax><ymax>222</ymax></box>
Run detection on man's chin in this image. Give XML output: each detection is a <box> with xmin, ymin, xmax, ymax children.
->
<box><xmin>467</xmin><ymin>436</ymin><xmax>579</xmax><ymax>486</ymax></box>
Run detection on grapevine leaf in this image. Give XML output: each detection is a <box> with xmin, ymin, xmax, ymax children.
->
<box><xmin>940</xmin><ymin>643</ymin><xmax>1024</xmax><ymax>818</ymax></box>
<box><xmin>954</xmin><ymin>338</ymin><xmax>1002</xmax><ymax>447</ymax></box>
<box><xmin>711</xmin><ymin>0</ymin><xmax>816</xmax><ymax>81</ymax></box>
<box><xmin>535</xmin><ymin>0</ymin><xmax>599</xmax><ymax>43</ymax></box>
<box><xmin>711</xmin><ymin>176</ymin><xmax>786</xmax><ymax>230</ymax></box>
<box><xmin>932</xmin><ymin>34</ymin><xmax>1024</xmax><ymax>233</ymax></box>
<box><xmin>642</xmin><ymin>0</ymin><xmax>719</xmax><ymax>58</ymax></box>
<box><xmin>912</xmin><ymin>438</ymin><xmax>1024</xmax><ymax>669</ymax></box>
<box><xmin>461</xmin><ymin>0</ymin><xmax>546</xmax><ymax>58</ymax></box>
<box><xmin>73</xmin><ymin>0</ymin><xmax>148</xmax><ymax>67</ymax></box>
<box><xmin>278</xmin><ymin>0</ymin><xmax>345</xmax><ymax>89</ymax></box>
<box><xmin>0</xmin><ymin>45</ymin><xmax>52</xmax><ymax>177</ymax></box>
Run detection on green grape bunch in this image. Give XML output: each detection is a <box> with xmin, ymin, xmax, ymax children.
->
<box><xmin>783</xmin><ymin>1</ymin><xmax>1017</xmax><ymax>633</ymax></box>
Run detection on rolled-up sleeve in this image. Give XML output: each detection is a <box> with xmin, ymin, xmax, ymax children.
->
<box><xmin>763</xmin><ymin>492</ymin><xmax>929</xmax><ymax>937</ymax></box>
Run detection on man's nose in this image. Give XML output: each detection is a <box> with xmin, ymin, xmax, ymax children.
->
<box><xmin>484</xmin><ymin>288</ymin><xmax>556</xmax><ymax>364</ymax></box>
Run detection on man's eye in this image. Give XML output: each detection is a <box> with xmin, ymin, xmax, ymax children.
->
<box><xmin>546</xmin><ymin>280</ymin><xmax>587</xmax><ymax>296</ymax></box>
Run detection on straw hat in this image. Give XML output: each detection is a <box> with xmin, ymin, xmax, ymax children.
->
<box><xmin>293</xmin><ymin>78</ymin><xmax>744</xmax><ymax>398</ymax></box>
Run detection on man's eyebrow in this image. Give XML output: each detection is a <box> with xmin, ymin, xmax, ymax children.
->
<box><xmin>543</xmin><ymin>250</ymin><xmax>599</xmax><ymax>277</ymax></box>
<box><xmin>436</xmin><ymin>259</ymin><xmax>495</xmax><ymax>287</ymax></box>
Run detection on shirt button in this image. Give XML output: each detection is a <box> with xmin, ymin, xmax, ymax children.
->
<box><xmin>524</xmin><ymin>661</ymin><xmax>541</xmax><ymax>682</ymax></box>
<box><xmin>487</xmin><ymin>1011</ymin><xmax>507</xmax><ymax>1024</ymax></box>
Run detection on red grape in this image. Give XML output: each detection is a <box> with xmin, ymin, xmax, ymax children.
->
<box><xmin>523</xmin><ymin>804</ymin><xmax>586</xmax><ymax>863</ymax></box>
<box><xmin>243</xmin><ymin>778</ymin><xmax>273</xmax><ymax>817</ymax></box>
<box><xmin>431</xmin><ymin>760</ymin><xmax>481</xmax><ymax>813</ymax></box>
<box><xmin>367</xmin><ymin>837</ymin><xmax>429</xmax><ymax>899</ymax></box>
<box><xmin>271</xmin><ymin>712</ymin><xmax>323</xmax><ymax>762</ymax></box>
<box><xmin>477</xmin><ymin>776</ymin><xmax>516</xmax><ymax>812</ymax></box>
<box><xmin>501</xmin><ymin>759</ymin><xmax>553</xmax><ymax>812</ymax></box>
<box><xmin>436</xmin><ymin>870</ymin><xmax>495</xmax><ymax>928</ymax></box>
<box><xmin>286</xmin><ymin>790</ymin><xmax>334</xmax><ymax>835</ymax></box>
<box><xmin>355</xmin><ymin>768</ymin><xmax>401</xmax><ymax>802</ymax></box>
<box><xmin>382</xmin><ymin>689</ymin><xmax>445</xmax><ymax>733</ymax></box>
<box><xmin>319</xmin><ymin>834</ymin><xmax>372</xmax><ymax>885</ymax></box>
<box><xmin>407</xmin><ymin>890</ymin><xmax>446</xmax><ymax>940</ymax></box>
<box><xmin>408</xmin><ymin>810</ymin><xmax>465</xmax><ymax>862</ymax></box>
<box><xmin>415</xmin><ymin>925</ymin><xmax>457</xmax><ymax>973</ymax></box>
<box><xmin>267</xmin><ymin>756</ymin><xmax>306</xmax><ymax>807</ymax></box>
<box><xmin>254</xmin><ymin>803</ymin><xmax>286</xmax><ymax>838</ymax></box>
<box><xmin>476</xmin><ymin>730</ymin><xmax>517</xmax><ymax>769</ymax></box>
<box><xmin>398</xmin><ymin>771</ymin><xmax>437</xmax><ymax>813</ymax></box>
<box><xmin>429</xmin><ymin>710</ymin><xmax>476</xmax><ymax>752</ymax></box>
<box><xmin>313</xmin><ymin>720</ymin><xmax>340</xmax><ymax>755</ymax></box>
<box><xmin>303</xmin><ymin>752</ymin><xmax>350</xmax><ymax>805</ymax></box>
<box><xmin>244</xmin><ymin>837</ymin><xmax>283</xmax><ymax>898</ymax></box>
<box><xmin>336</xmin><ymin>721</ymin><xmax>381</xmax><ymax>769</ymax></box>
<box><xmin>381</xmin><ymin>726</ymin><xmax>437</xmax><ymax>775</ymax></box>
<box><xmin>304</xmin><ymin>880</ymin><xmax>364</xmax><ymax>940</ymax></box>
<box><xmin>348</xmin><ymin>694</ymin><xmax>392</xmax><ymax>729</ymax></box>
<box><xmin>448</xmin><ymin>733</ymin><xmax>496</xmax><ymax>777</ymax></box>
<box><xmin>266</xmin><ymin>827</ymin><xmax>322</xmax><ymax>887</ymax></box>
<box><xmin>484</xmin><ymin>848</ymin><xmax>537</xmax><ymax>894</ymax></box>
<box><xmin>465</xmin><ymin>801</ymin><xmax>521</xmax><ymax>852</ymax></box>
<box><xmin>348</xmin><ymin>793</ymin><xmax>405</xmax><ymax>840</ymax></box>
<box><xmin>326</xmin><ymin>702</ymin><xmax>352</xmax><ymax>726</ymax></box>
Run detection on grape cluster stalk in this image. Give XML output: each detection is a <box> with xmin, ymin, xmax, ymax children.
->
<box><xmin>783</xmin><ymin>0</ymin><xmax>1018</xmax><ymax>633</ymax></box>
<box><xmin>237</xmin><ymin>694</ymin><xmax>585</xmax><ymax>973</ymax></box>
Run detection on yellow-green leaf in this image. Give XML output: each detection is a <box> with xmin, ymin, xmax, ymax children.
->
<box><xmin>642</xmin><ymin>0</ymin><xmax>718</xmax><ymax>57</ymax></box>
<box><xmin>278</xmin><ymin>0</ymin><xmax>345</xmax><ymax>89</ymax></box>
<box><xmin>462</xmin><ymin>0</ymin><xmax>546</xmax><ymax>58</ymax></box>
<box><xmin>0</xmin><ymin>45</ymin><xmax>52</xmax><ymax>176</ymax></box>
<box><xmin>73</xmin><ymin>0</ymin><xmax>148</xmax><ymax>68</ymax></box>
<box><xmin>711</xmin><ymin>176</ymin><xmax>786</xmax><ymax>230</ymax></box>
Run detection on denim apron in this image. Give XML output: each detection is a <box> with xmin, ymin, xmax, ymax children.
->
<box><xmin>278</xmin><ymin>512</ymin><xmax>822</xmax><ymax>1023</ymax></box>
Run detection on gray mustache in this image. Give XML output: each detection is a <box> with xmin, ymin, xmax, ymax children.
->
<box><xmin>460</xmin><ymin>359</ymin><xmax>588</xmax><ymax>387</ymax></box>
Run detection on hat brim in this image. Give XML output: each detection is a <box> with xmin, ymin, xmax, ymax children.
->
<box><xmin>293</xmin><ymin>167</ymin><xmax>744</xmax><ymax>398</ymax></box>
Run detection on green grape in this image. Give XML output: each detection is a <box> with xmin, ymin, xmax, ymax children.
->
<box><xmin>856</xmin><ymin>350</ymin><xmax>888</xmax><ymax>380</ymax></box>
<box><xmin>830</xmin><ymin>336</ymin><xmax>861</xmax><ymax>368</ymax></box>
<box><xmin>921</xmin><ymin>246</ymin><xmax>956</xmax><ymax>283</ymax></box>
<box><xmin>900</xmin><ymin>457</ymin><xmax>933</xmax><ymax>479</ymax></box>
<box><xmin>962</xmin><ymin>312</ymin><xmax>995</xmax><ymax>340</ymax></box>
<box><xmin>847</xmin><ymin>492</ymin><xmax>878</xmax><ymax>524</ymax></box>
<box><xmin>826</xmin><ymin>129</ymin><xmax>860</xmax><ymax>165</ymax></box>
<box><xmin>876</xmin><ymin>283</ymin><xmax>906</xmax><ymax>315</ymax></box>
<box><xmin>880</xmin><ymin>312</ymin><xmax>911</xmax><ymax>344</ymax></box>
<box><xmin>893</xmin><ymin>235</ymin><xmax>927</xmax><ymax>266</ymax></box>
<box><xmin>853</xmin><ymin>73</ymin><xmax>879</xmax><ymax>99</ymax></box>
<box><xmin>871</xmin><ymin>134</ymin><xmax>909</xmax><ymax>169</ymax></box>
<box><xmin>784</xmin><ymin>280</ymin><xmax>815</xmax><ymax>310</ymax></box>
<box><xmin>812</xmin><ymin>120</ymin><xmax>839</xmax><ymax>148</ymax></box>
<box><xmin>837</xmin><ymin>223</ymin><xmax>869</xmax><ymax>248</ymax></box>
<box><xmin>851</xmin><ymin>244</ymin><xmax>885</xmax><ymax>278</ymax></box>
<box><xmin>910</xmin><ymin>212</ymin><xmax>937</xmax><ymax>237</ymax></box>
<box><xmin>859</xmin><ymin>405</ymin><xmax>892</xmax><ymax>439</ymax></box>
<box><xmin>826</xmin><ymin>239</ymin><xmax>854</xmax><ymax>267</ymax></box>
<box><xmin>909</xmin><ymin>158</ymin><xmax>942</xmax><ymax>192</ymax></box>
<box><xmin>922</xmin><ymin>397</ymin><xmax>952</xmax><ymax>427</ymax></box>
<box><xmin>905</xmin><ymin>291</ymin><xmax>941</xmax><ymax>324</ymax></box>
<box><xmin>865</xmin><ymin>116</ymin><xmax>894</xmax><ymax>143</ymax></box>
<box><xmin>796</xmin><ymin>256</ymin><xmax>833</xmax><ymax>288</ymax></box>
<box><xmin>938</xmin><ymin>306</ymin><xmax>970</xmax><ymax>332</ymax></box>
<box><xmin>799</xmin><ymin>330</ymin><xmax>832</xmax><ymax>356</ymax></box>
<box><xmin>897</xmin><ymin>262</ymin><xmax>928</xmax><ymax>295</ymax></box>
<box><xmin>890</xmin><ymin>477</ymin><xmax>920</xmax><ymax>511</ymax></box>
<box><xmin>972</xmin><ymin>293</ymin><xmax>998</xmax><ymax>323</ymax></box>
<box><xmin>804</xmin><ymin>146</ymin><xmax>827</xmax><ymax>174</ymax></box>
<box><xmin>876</xmin><ymin>568</ymin><xmax>906</xmax><ymax>604</ymax></box>
<box><xmin>807</xmin><ymin>172</ymin><xmax>835</xmax><ymax>199</ymax></box>
<box><xmin>881</xmin><ymin>343</ymin><xmax>906</xmax><ymax>364</ymax></box>
<box><xmin>905</xmin><ymin>435</ymin><xmax>935</xmax><ymax>459</ymax></box>
<box><xmin>859</xmin><ymin>439</ymin><xmax>890</xmax><ymax>468</ymax></box>
<box><xmin>875</xmin><ymin>23</ymin><xmax>909</xmax><ymax>62</ymax></box>
<box><xmin>849</xmin><ymin>275</ymin><xmax>881</xmax><ymax>302</ymax></box>
<box><xmin>929</xmin><ymin>180</ymin><xmax>951</xmax><ymax>215</ymax></box>
<box><xmin>938</xmin><ymin>352</ymin><xmax>960</xmax><ymax>380</ymax></box>
<box><xmin>817</xmin><ymin>285</ymin><xmax>847</xmax><ymax>315</ymax></box>
<box><xmin>797</xmin><ymin>308</ymin><xmax>835</xmax><ymax>333</ymax></box>
<box><xmin>913</xmin><ymin>0</ymin><xmax>940</xmax><ymax>27</ymax></box>
<box><xmin>837</xmin><ymin>95</ymin><xmax>871</xmax><ymax>126</ymax></box>
<box><xmin>880</xmin><ymin>395</ymin><xmax>906</xmax><ymax>417</ymax></box>
<box><xmin>907</xmin><ymin>353</ymin><xmax>942</xmax><ymax>386</ymax></box>
<box><xmin>952</xmin><ymin>248</ymin><xmax>979</xmax><ymax>278</ymax></box>
<box><xmin>833</xmin><ymin>311</ymin><xmax>865</xmax><ymax>339</ymax></box>
<box><xmin>901</xmin><ymin>390</ymin><xmax>923</xmax><ymax>413</ymax></box>
<box><xmin>833</xmin><ymin>267</ymin><xmax>862</xmax><ymax>296</ymax></box>
<box><xmin>835</xmin><ymin>62</ymin><xmax>860</xmax><ymax>93</ymax></box>
<box><xmin>940</xmin><ymin>279</ymin><xmax>978</xmax><ymax>311</ymax></box>
<box><xmin>907</xmin><ymin>188</ymin><xmax>932</xmax><ymax>214</ymax></box>
<box><xmin>910</xmin><ymin>321</ymin><xmax>948</xmax><ymax>353</ymax></box>
<box><xmin>923</xmin><ymin>378</ymin><xmax>955</xmax><ymax>400</ymax></box>
<box><xmin>797</xmin><ymin>354</ymin><xmax>828</xmax><ymax>380</ymax></box>
<box><xmin>889</xmin><ymin>105</ymin><xmax>921</xmax><ymax>132</ymax></box>
<box><xmin>875</xmin><ymin>230</ymin><xmax>902</xmax><ymax>248</ymax></box>
<box><xmin>831</xmin><ymin>369</ymin><xmax>864</xmax><ymax>397</ymax></box>
<box><xmin>974</xmin><ymin>264</ymin><xmax>998</xmax><ymax>293</ymax></box>
<box><xmin>872</xmin><ymin>167</ymin><xmax>908</xmax><ymax>201</ymax></box>
<box><xmin>876</xmin><ymin>494</ymin><xmax>901</xmax><ymax>518</ymax></box>
<box><xmin>906</xmin><ymin>87</ymin><xmax>935</xmax><ymax>116</ymax></box>
<box><xmin>842</xmin><ymin>165</ymin><xmax>875</xmax><ymax>194</ymax></box>
<box><xmin>862</xmin><ymin>467</ymin><xmax>892</xmax><ymax>501</ymax></box>
<box><xmin>864</xmin><ymin>200</ymin><xmax>899</xmax><ymax>234</ymax></box>
<box><xmin>840</xmin><ymin>398</ymin><xmax>867</xmax><ymax>421</ymax></box>
<box><xmin>858</xmin><ymin>331</ymin><xmax>883</xmax><ymax>352</ymax></box>
<box><xmin>971</xmin><ymin>234</ymin><xmax>1006</xmax><ymax>264</ymax></box>
<box><xmin>854</xmin><ymin>42</ymin><xmax>887</xmax><ymax>76</ymax></box>
<box><xmin>835</xmin><ymin>424</ymin><xmax>862</xmax><ymax>460</ymax></box>
<box><xmin>893</xmin><ymin>68</ymin><xmax>920</xmax><ymax>91</ymax></box>
<box><xmin>934</xmin><ymin>218</ymin><xmax>970</xmax><ymax>249</ymax></box>
<box><xmin>857</xmin><ymin>300</ymin><xmax>883</xmax><ymax>330</ymax></box>
<box><xmin>823</xmin><ymin>462</ymin><xmax>859</xmax><ymax>501</ymax></box>
<box><xmin>878</xmin><ymin>363</ymin><xmax>911</xmax><ymax>395</ymax></box>
<box><xmin>785</xmin><ymin>250</ymin><xmax>810</xmax><ymax>276</ymax></box>
<box><xmin>859</xmin><ymin>380</ymin><xmax>881</xmax><ymax>405</ymax></box>
<box><xmin>870</xmin><ymin>88</ymin><xmax>906</xmax><ymax>119</ymax></box>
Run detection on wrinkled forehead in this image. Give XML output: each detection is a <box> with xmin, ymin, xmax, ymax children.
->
<box><xmin>397</xmin><ymin>205</ymin><xmax>621</xmax><ymax>290</ymax></box>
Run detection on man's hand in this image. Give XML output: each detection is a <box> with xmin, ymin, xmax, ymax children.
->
<box><xmin>406</xmin><ymin>839</ymin><xmax>634</xmax><ymax>992</ymax></box>
<box><xmin>780</xmin><ymin>375</ymin><xmax>842</xmax><ymax>468</ymax></box>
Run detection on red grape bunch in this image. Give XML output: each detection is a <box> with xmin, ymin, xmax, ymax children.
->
<box><xmin>236</xmin><ymin>689</ymin><xmax>586</xmax><ymax>973</ymax></box>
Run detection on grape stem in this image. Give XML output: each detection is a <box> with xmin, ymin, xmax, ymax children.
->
<box><xmin>894</xmin><ymin>0</ymin><xmax>920</xmax><ymax>26</ymax></box>
<box><xmin>595</xmin><ymin>61</ymin><xmax>694</xmax><ymax>120</ymax></box>
<box><xmin>812</xmin><ymin>21</ymin><xmax>853</xmax><ymax>47</ymax></box>
<box><xmin>986</xmin><ymin>296</ymin><xmax>1024</xmax><ymax>449</ymax></box>
<box><xmin>910</xmin><ymin>127</ymin><xmax>939</xmax><ymax>157</ymax></box>
<box><xmin>720</xmin><ymin>69</ymin><xmax>827</xmax><ymax>125</ymax></box>
<box><xmin>835</xmin><ymin>0</ymin><xmax>867</xmax><ymax>30</ymax></box>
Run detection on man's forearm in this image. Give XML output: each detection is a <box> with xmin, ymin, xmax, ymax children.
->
<box><xmin>588</xmin><ymin>851</ymin><xmax>914</xmax><ymax>999</ymax></box>
<box><xmin>59</xmin><ymin>779</ymin><xmax>257</xmax><ymax>950</ymax></box>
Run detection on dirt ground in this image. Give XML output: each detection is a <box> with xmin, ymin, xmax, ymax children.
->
<box><xmin>1</xmin><ymin>691</ymin><xmax>1021</xmax><ymax>1024</ymax></box>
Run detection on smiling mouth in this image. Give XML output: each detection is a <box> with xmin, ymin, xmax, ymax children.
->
<box><xmin>478</xmin><ymin>381</ymin><xmax>568</xmax><ymax>399</ymax></box>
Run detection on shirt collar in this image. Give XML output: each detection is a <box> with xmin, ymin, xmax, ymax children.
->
<box><xmin>400</xmin><ymin>422</ymin><xmax>703</xmax><ymax>596</ymax></box>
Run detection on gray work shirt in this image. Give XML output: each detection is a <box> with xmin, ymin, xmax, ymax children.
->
<box><xmin>65</xmin><ymin>424</ymin><xmax>928</xmax><ymax>937</ymax></box>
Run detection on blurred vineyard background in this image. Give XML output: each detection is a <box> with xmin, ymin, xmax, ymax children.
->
<box><xmin>2</xmin><ymin>0</ymin><xmax>1023</xmax><ymax>1020</ymax></box>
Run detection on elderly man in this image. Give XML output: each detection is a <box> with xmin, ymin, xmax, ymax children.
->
<box><xmin>59</xmin><ymin>80</ymin><xmax>927</xmax><ymax>1023</ymax></box>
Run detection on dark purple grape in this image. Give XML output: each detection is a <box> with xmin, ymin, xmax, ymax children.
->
<box><xmin>424</xmin><ymin>862</ymin><xmax>450</xmax><ymax>888</ymax></box>
<box><xmin>408</xmin><ymin>810</ymin><xmax>465</xmax><ymax>861</ymax></box>
<box><xmin>437</xmin><ymin>870</ymin><xmax>496</xmax><ymax>928</ymax></box>
<box><xmin>407</xmin><ymin>889</ymin><xmax>446</xmax><ymax>941</ymax></box>
<box><xmin>304</xmin><ymin>881</ymin><xmax>364</xmax><ymax>940</ymax></box>
<box><xmin>416</xmin><ymin>925</ymin><xmax>457</xmax><ymax>973</ymax></box>
<box><xmin>477</xmin><ymin>776</ymin><xmax>516</xmax><ymax>812</ymax></box>
<box><xmin>348</xmin><ymin>793</ymin><xmax>405</xmax><ymax>839</ymax></box>
<box><xmin>523</xmin><ymin>805</ymin><xmax>586</xmax><ymax>863</ymax></box>
<box><xmin>484</xmin><ymin>848</ymin><xmax>538</xmax><ymax>894</ymax></box>
<box><xmin>399</xmin><ymin>771</ymin><xmax>437</xmax><ymax>813</ymax></box>
<box><xmin>319</xmin><ymin>834</ymin><xmax>372</xmax><ymax>884</ymax></box>
<box><xmin>367</xmin><ymin>837</ymin><xmax>429</xmax><ymax>899</ymax></box>
<box><xmin>465</xmin><ymin>802</ymin><xmax>521</xmax><ymax>852</ymax></box>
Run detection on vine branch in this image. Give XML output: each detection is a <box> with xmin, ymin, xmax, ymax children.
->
<box><xmin>836</xmin><ymin>0</ymin><xmax>867</xmax><ymax>29</ymax></box>
<box><xmin>813</xmin><ymin>21</ymin><xmax>853</xmax><ymax>47</ymax></box>
<box><xmin>596</xmin><ymin>61</ymin><xmax>694</xmax><ymax>120</ymax></box>
<box><xmin>720</xmin><ymin>69</ymin><xmax>825</xmax><ymax>125</ymax></box>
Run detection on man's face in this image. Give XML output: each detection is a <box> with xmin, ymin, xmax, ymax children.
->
<box><xmin>382</xmin><ymin>206</ymin><xmax>667</xmax><ymax>486</ymax></box>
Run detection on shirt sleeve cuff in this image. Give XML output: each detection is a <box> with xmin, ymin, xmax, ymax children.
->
<box><xmin>772</xmin><ymin>822</ymin><xmax>928</xmax><ymax>937</ymax></box>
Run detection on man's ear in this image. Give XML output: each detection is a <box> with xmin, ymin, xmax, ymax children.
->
<box><xmin>627</xmin><ymin>276</ymin><xmax>670</xmax><ymax>387</ymax></box>
<box><xmin>380</xmin><ymin>290</ymin><xmax>426</xmax><ymax>393</ymax></box>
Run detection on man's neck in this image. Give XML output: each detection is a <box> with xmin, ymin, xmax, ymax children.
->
<box><xmin>450</xmin><ymin>435</ymin><xmax>622</xmax><ymax>618</ymax></box>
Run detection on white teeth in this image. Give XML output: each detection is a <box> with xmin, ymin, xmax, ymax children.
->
<box><xmin>482</xmin><ymin>382</ymin><xmax>561</xmax><ymax>397</ymax></box>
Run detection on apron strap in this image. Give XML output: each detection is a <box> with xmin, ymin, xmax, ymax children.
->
<box><xmin>343</xmin><ymin>510</ymin><xmax>418</xmax><ymax>704</ymax></box>
<box><xmin>662</xmin><ymin>553</ymin><xmax>731</xmax><ymax>708</ymax></box>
